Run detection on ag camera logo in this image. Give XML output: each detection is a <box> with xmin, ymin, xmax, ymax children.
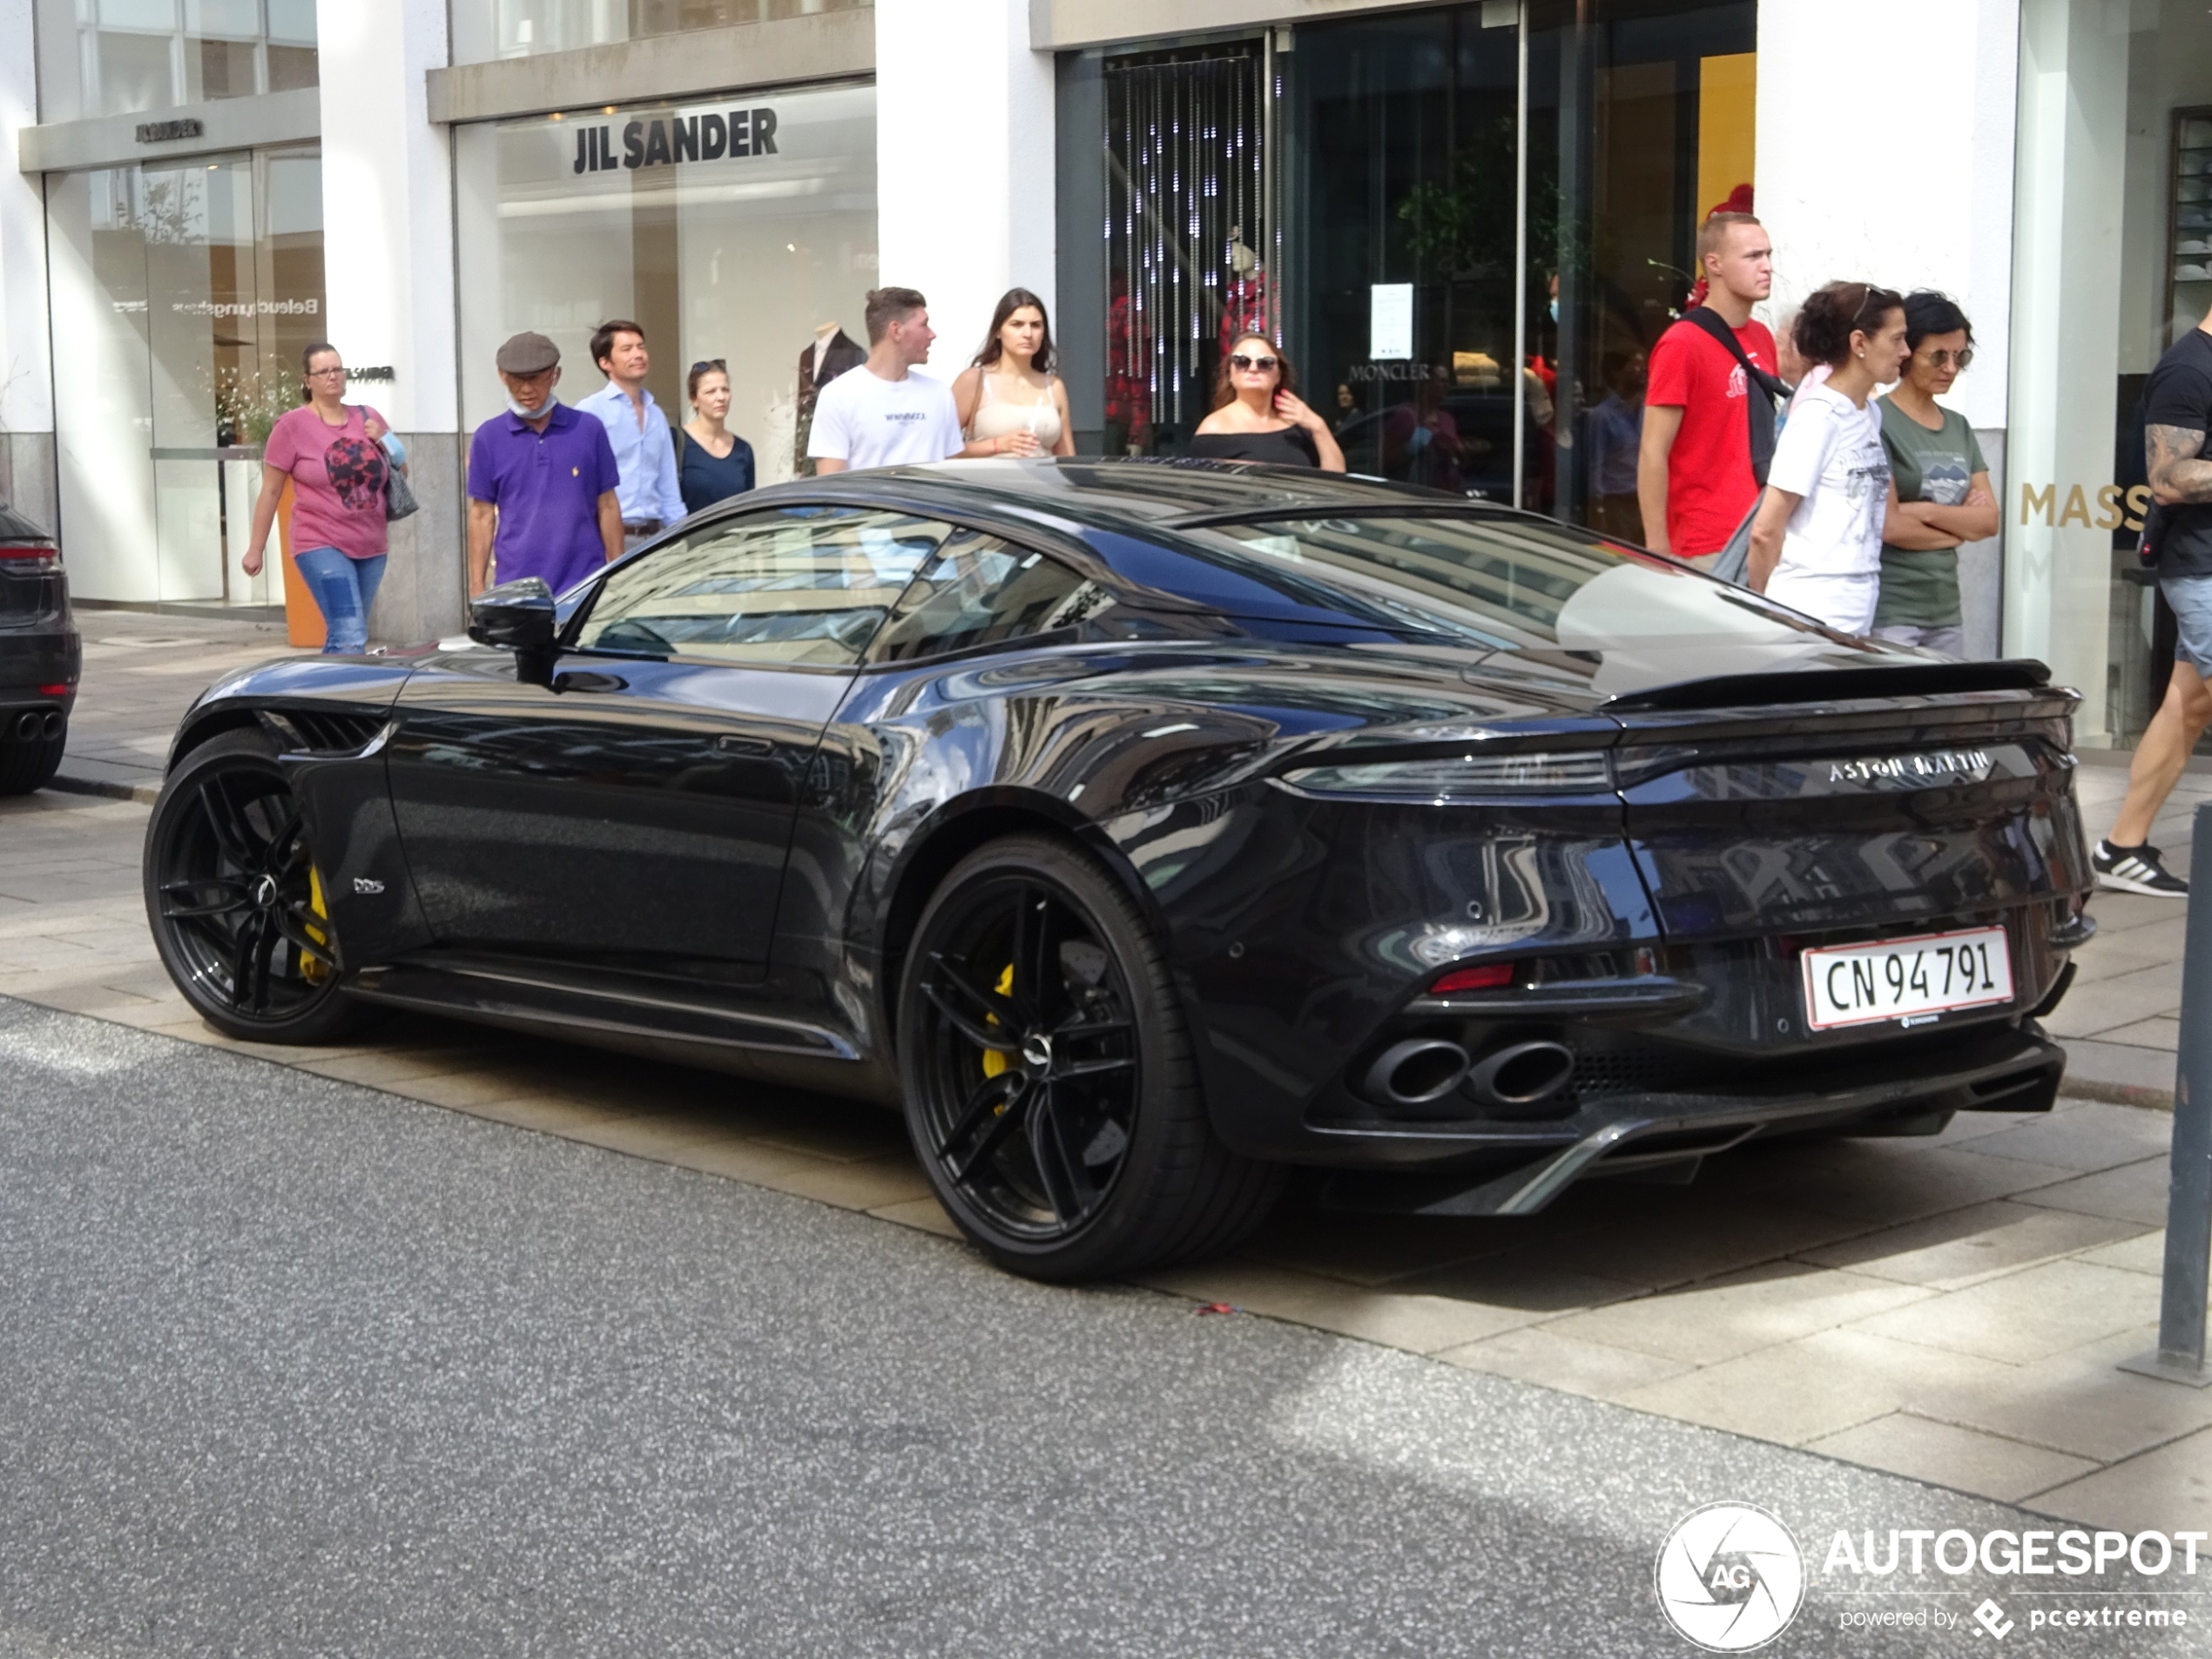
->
<box><xmin>1656</xmin><ymin>1502</ymin><xmax>1806</xmax><ymax>1651</ymax></box>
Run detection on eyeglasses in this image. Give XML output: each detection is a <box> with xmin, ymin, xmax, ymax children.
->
<box><xmin>691</xmin><ymin>359</ymin><xmax>725</xmax><ymax>373</ymax></box>
<box><xmin>1229</xmin><ymin>354</ymin><xmax>1280</xmax><ymax>372</ymax></box>
<box><xmin>1919</xmin><ymin>347</ymin><xmax>1974</xmax><ymax>370</ymax></box>
<box><xmin>306</xmin><ymin>366</ymin><xmax>346</xmax><ymax>380</ymax></box>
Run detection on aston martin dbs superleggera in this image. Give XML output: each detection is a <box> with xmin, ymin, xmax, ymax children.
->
<box><xmin>143</xmin><ymin>460</ymin><xmax>2091</xmax><ymax>1279</ymax></box>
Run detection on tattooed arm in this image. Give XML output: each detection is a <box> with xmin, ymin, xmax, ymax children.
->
<box><xmin>2148</xmin><ymin>424</ymin><xmax>2212</xmax><ymax>505</ymax></box>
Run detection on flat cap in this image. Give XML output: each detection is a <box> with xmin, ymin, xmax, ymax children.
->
<box><xmin>496</xmin><ymin>331</ymin><xmax>560</xmax><ymax>374</ymax></box>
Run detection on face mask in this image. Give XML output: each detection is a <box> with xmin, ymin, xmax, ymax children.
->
<box><xmin>1548</xmin><ymin>299</ymin><xmax>1559</xmax><ymax>323</ymax></box>
<box><xmin>508</xmin><ymin>393</ymin><xmax>554</xmax><ymax>420</ymax></box>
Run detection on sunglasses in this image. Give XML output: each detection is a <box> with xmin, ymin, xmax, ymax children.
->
<box><xmin>1919</xmin><ymin>347</ymin><xmax>1974</xmax><ymax>370</ymax></box>
<box><xmin>1230</xmin><ymin>353</ymin><xmax>1280</xmax><ymax>372</ymax></box>
<box><xmin>691</xmin><ymin>358</ymin><xmax>726</xmax><ymax>373</ymax></box>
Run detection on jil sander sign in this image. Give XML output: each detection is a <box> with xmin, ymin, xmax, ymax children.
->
<box><xmin>572</xmin><ymin>107</ymin><xmax>779</xmax><ymax>173</ymax></box>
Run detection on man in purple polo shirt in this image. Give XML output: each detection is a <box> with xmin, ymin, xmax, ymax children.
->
<box><xmin>466</xmin><ymin>332</ymin><xmax>623</xmax><ymax>597</ymax></box>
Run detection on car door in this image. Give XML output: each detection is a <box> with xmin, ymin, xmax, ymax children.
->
<box><xmin>384</xmin><ymin>504</ymin><xmax>957</xmax><ymax>974</ymax></box>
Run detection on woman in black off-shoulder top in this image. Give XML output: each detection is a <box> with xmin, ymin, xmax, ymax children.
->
<box><xmin>1189</xmin><ymin>334</ymin><xmax>1347</xmax><ymax>471</ymax></box>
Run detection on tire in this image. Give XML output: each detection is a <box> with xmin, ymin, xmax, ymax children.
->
<box><xmin>0</xmin><ymin>719</ymin><xmax>64</xmax><ymax>795</ymax></box>
<box><xmin>143</xmin><ymin>727</ymin><xmax>378</xmax><ymax>1044</ymax></box>
<box><xmin>896</xmin><ymin>833</ymin><xmax>1283</xmax><ymax>1282</ymax></box>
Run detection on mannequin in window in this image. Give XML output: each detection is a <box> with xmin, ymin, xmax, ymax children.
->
<box><xmin>794</xmin><ymin>320</ymin><xmax>866</xmax><ymax>476</ymax></box>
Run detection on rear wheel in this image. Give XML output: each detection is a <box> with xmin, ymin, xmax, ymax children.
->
<box><xmin>143</xmin><ymin>728</ymin><xmax>374</xmax><ymax>1043</ymax></box>
<box><xmin>0</xmin><ymin>712</ymin><xmax>64</xmax><ymax>795</ymax></box>
<box><xmin>897</xmin><ymin>833</ymin><xmax>1282</xmax><ymax>1281</ymax></box>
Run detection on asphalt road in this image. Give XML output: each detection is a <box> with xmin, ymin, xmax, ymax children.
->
<box><xmin>0</xmin><ymin>995</ymin><xmax>2199</xmax><ymax>1658</ymax></box>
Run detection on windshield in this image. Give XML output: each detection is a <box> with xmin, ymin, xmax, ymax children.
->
<box><xmin>1194</xmin><ymin>515</ymin><xmax>1897</xmax><ymax>692</ymax></box>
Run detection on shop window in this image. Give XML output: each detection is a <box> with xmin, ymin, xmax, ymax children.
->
<box><xmin>36</xmin><ymin>0</ymin><xmax>320</xmax><ymax>121</ymax></box>
<box><xmin>1096</xmin><ymin>42</ymin><xmax>1278</xmax><ymax>457</ymax></box>
<box><xmin>451</xmin><ymin>0</ymin><xmax>873</xmax><ymax>66</ymax></box>
<box><xmin>454</xmin><ymin>84</ymin><xmax>878</xmax><ymax>489</ymax></box>
<box><xmin>2007</xmin><ymin>0</ymin><xmax>2209</xmax><ymax>750</ymax></box>
<box><xmin>45</xmin><ymin>147</ymin><xmax>325</xmax><ymax>605</ymax></box>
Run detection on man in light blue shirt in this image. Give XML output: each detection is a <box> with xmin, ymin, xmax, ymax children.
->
<box><xmin>578</xmin><ymin>318</ymin><xmax>685</xmax><ymax>550</ymax></box>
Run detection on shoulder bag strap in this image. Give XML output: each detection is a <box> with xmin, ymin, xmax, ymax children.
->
<box><xmin>1681</xmin><ymin>307</ymin><xmax>1790</xmax><ymax>403</ymax></box>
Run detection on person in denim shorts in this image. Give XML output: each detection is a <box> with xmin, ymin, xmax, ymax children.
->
<box><xmin>2096</xmin><ymin>314</ymin><xmax>2212</xmax><ymax>896</ymax></box>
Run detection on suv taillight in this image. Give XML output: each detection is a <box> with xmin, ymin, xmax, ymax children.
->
<box><xmin>0</xmin><ymin>544</ymin><xmax>57</xmax><ymax>569</ymax></box>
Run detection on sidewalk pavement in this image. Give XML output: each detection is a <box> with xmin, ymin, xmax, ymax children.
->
<box><xmin>14</xmin><ymin>607</ymin><xmax>2210</xmax><ymax>1531</ymax></box>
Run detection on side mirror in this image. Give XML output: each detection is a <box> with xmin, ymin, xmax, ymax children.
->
<box><xmin>468</xmin><ymin>577</ymin><xmax>556</xmax><ymax>685</ymax></box>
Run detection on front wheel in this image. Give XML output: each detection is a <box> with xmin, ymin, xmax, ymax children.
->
<box><xmin>896</xmin><ymin>833</ymin><xmax>1281</xmax><ymax>1282</ymax></box>
<box><xmin>143</xmin><ymin>728</ymin><xmax>376</xmax><ymax>1044</ymax></box>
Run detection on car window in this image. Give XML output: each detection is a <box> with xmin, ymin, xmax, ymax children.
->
<box><xmin>868</xmin><ymin>538</ymin><xmax>1110</xmax><ymax>663</ymax></box>
<box><xmin>570</xmin><ymin>506</ymin><xmax>959</xmax><ymax>666</ymax></box>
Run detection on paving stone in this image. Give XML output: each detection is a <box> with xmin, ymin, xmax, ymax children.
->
<box><xmin>760</xmin><ymin>1154</ymin><xmax>938</xmax><ymax>1214</ymax></box>
<box><xmin>1614</xmin><ymin>1328</ymin><xmax>2013</xmax><ymax>1447</ymax></box>
<box><xmin>2015</xmin><ymin>1159</ymin><xmax>2174</xmax><ymax>1228</ymax></box>
<box><xmin>1962</xmin><ymin>1103</ymin><xmax>2175</xmax><ymax>1172</ymax></box>
<box><xmin>1901</xmin><ymin>1327</ymin><xmax>2212</xmax><ymax>1465</ymax></box>
<box><xmin>1804</xmin><ymin>1412</ymin><xmax>2100</xmax><ymax>1504</ymax></box>
<box><xmin>1797</xmin><ymin>1203</ymin><xmax>2152</xmax><ymax>1291</ymax></box>
<box><xmin>1847</xmin><ymin>1259</ymin><xmax>2163</xmax><ymax>1364</ymax></box>
<box><xmin>1540</xmin><ymin>1261</ymin><xmax>1932</xmax><ymax>1365</ymax></box>
<box><xmin>2027</xmin><ymin>1426</ymin><xmax>2212</xmax><ymax>1530</ymax></box>
<box><xmin>1140</xmin><ymin>1259</ymin><xmax>1554</xmax><ymax>1352</ymax></box>
<box><xmin>865</xmin><ymin>1196</ymin><xmax>966</xmax><ymax>1240</ymax></box>
<box><xmin>1238</xmin><ymin>1210</ymin><xmax>1526</xmax><ymax>1287</ymax></box>
<box><xmin>1431</xmin><ymin>1325</ymin><xmax>1696</xmax><ymax>1400</ymax></box>
<box><xmin>2076</xmin><ymin>1230</ymin><xmax>2169</xmax><ymax>1276</ymax></box>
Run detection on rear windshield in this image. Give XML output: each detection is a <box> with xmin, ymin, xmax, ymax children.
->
<box><xmin>1194</xmin><ymin>514</ymin><xmax>1840</xmax><ymax>655</ymax></box>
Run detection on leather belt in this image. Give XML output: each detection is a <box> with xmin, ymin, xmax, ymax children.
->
<box><xmin>623</xmin><ymin>518</ymin><xmax>664</xmax><ymax>536</ymax></box>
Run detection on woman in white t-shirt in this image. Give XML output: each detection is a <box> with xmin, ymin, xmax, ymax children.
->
<box><xmin>1746</xmin><ymin>281</ymin><xmax>1910</xmax><ymax>632</ymax></box>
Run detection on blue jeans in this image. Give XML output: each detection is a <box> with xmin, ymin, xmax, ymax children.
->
<box><xmin>293</xmin><ymin>546</ymin><xmax>387</xmax><ymax>654</ymax></box>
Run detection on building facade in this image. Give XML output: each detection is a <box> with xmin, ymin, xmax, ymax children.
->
<box><xmin>0</xmin><ymin>0</ymin><xmax>2195</xmax><ymax>753</ymax></box>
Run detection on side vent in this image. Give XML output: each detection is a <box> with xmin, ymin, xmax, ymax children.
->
<box><xmin>273</xmin><ymin>711</ymin><xmax>388</xmax><ymax>754</ymax></box>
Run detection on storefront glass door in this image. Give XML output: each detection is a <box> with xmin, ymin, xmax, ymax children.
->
<box><xmin>2007</xmin><ymin>0</ymin><xmax>2210</xmax><ymax>751</ymax></box>
<box><xmin>46</xmin><ymin>147</ymin><xmax>325</xmax><ymax>605</ymax></box>
<box><xmin>1065</xmin><ymin>1</ymin><xmax>1757</xmax><ymax>536</ymax></box>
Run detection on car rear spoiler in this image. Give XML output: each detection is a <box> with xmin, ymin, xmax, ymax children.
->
<box><xmin>1603</xmin><ymin>658</ymin><xmax>2054</xmax><ymax>712</ymax></box>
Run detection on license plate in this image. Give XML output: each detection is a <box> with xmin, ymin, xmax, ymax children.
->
<box><xmin>1801</xmin><ymin>926</ymin><xmax>2013</xmax><ymax>1031</ymax></box>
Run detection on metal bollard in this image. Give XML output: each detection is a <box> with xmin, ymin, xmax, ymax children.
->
<box><xmin>2121</xmin><ymin>802</ymin><xmax>2212</xmax><ymax>1387</ymax></box>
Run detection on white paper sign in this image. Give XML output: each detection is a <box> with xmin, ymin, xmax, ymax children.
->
<box><xmin>1369</xmin><ymin>284</ymin><xmax>1414</xmax><ymax>361</ymax></box>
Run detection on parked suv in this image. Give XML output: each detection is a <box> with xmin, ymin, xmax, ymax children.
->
<box><xmin>0</xmin><ymin>501</ymin><xmax>78</xmax><ymax>794</ymax></box>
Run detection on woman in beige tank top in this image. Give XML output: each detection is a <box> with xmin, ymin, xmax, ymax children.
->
<box><xmin>953</xmin><ymin>287</ymin><xmax>1076</xmax><ymax>458</ymax></box>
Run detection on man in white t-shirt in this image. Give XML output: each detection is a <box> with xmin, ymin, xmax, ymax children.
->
<box><xmin>809</xmin><ymin>287</ymin><xmax>967</xmax><ymax>473</ymax></box>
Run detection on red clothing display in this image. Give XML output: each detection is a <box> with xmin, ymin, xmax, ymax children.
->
<box><xmin>1643</xmin><ymin>314</ymin><xmax>1777</xmax><ymax>556</ymax></box>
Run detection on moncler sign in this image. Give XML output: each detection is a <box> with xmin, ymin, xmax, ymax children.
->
<box><xmin>572</xmin><ymin>108</ymin><xmax>780</xmax><ymax>173</ymax></box>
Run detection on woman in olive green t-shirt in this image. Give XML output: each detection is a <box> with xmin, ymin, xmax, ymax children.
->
<box><xmin>1873</xmin><ymin>291</ymin><xmax>2000</xmax><ymax>657</ymax></box>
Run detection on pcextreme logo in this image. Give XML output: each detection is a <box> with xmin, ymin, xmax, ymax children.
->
<box><xmin>1656</xmin><ymin>1502</ymin><xmax>1807</xmax><ymax>1651</ymax></box>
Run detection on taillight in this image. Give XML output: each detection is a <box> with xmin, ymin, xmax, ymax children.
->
<box><xmin>38</xmin><ymin>685</ymin><xmax>71</xmax><ymax>697</ymax></box>
<box><xmin>0</xmin><ymin>544</ymin><xmax>56</xmax><ymax>569</ymax></box>
<box><xmin>1428</xmin><ymin>963</ymin><xmax>1515</xmax><ymax>995</ymax></box>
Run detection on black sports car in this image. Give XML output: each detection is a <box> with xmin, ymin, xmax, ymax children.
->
<box><xmin>142</xmin><ymin>461</ymin><xmax>2090</xmax><ymax>1279</ymax></box>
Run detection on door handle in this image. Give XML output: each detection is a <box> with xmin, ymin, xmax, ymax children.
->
<box><xmin>717</xmin><ymin>734</ymin><xmax>773</xmax><ymax>756</ymax></box>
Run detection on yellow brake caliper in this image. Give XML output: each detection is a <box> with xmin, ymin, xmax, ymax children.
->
<box><xmin>980</xmin><ymin>964</ymin><xmax>1015</xmax><ymax>1092</ymax></box>
<box><xmin>300</xmin><ymin>866</ymin><xmax>332</xmax><ymax>985</ymax></box>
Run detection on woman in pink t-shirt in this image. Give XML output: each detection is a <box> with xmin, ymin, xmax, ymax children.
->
<box><xmin>244</xmin><ymin>343</ymin><xmax>402</xmax><ymax>652</ymax></box>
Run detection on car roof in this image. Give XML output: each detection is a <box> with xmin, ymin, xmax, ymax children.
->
<box><xmin>799</xmin><ymin>456</ymin><xmax>1480</xmax><ymax>534</ymax></box>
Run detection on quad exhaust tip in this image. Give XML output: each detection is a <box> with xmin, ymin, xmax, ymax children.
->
<box><xmin>1363</xmin><ymin>1036</ymin><xmax>1577</xmax><ymax>1114</ymax></box>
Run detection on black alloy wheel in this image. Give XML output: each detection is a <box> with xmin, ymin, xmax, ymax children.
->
<box><xmin>898</xmin><ymin>833</ymin><xmax>1282</xmax><ymax>1281</ymax></box>
<box><xmin>143</xmin><ymin>728</ymin><xmax>372</xmax><ymax>1044</ymax></box>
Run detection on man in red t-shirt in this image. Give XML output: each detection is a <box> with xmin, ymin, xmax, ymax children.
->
<box><xmin>1636</xmin><ymin>212</ymin><xmax>1776</xmax><ymax>557</ymax></box>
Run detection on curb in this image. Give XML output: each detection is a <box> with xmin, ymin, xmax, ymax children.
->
<box><xmin>47</xmin><ymin>772</ymin><xmax>160</xmax><ymax>807</ymax></box>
